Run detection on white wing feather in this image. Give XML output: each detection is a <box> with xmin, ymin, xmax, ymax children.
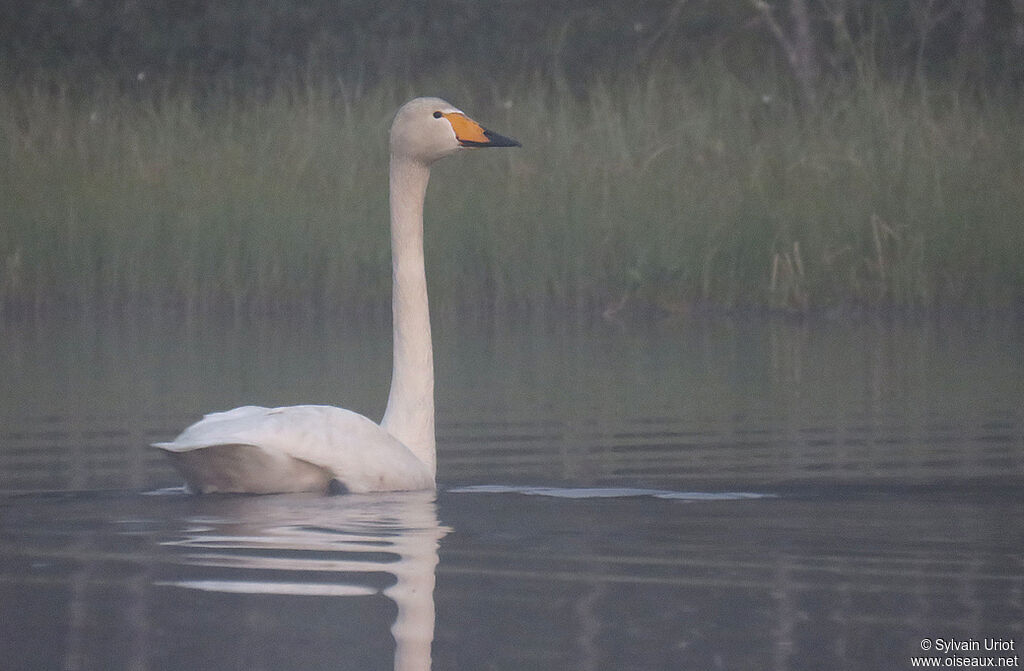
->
<box><xmin>153</xmin><ymin>405</ymin><xmax>433</xmax><ymax>493</ymax></box>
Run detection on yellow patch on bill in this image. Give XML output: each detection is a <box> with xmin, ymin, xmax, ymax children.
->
<box><xmin>443</xmin><ymin>112</ymin><xmax>490</xmax><ymax>145</ymax></box>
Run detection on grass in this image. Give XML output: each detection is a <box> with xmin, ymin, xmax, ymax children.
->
<box><xmin>1</xmin><ymin>63</ymin><xmax>1022</xmax><ymax>321</ymax></box>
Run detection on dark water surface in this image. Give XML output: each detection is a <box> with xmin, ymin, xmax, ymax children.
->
<box><xmin>1</xmin><ymin>315</ymin><xmax>1022</xmax><ymax>669</ymax></box>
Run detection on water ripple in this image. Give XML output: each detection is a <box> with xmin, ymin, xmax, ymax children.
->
<box><xmin>448</xmin><ymin>484</ymin><xmax>774</xmax><ymax>501</ymax></box>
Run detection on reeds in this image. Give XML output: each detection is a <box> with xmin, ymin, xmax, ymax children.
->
<box><xmin>2</xmin><ymin>63</ymin><xmax>1022</xmax><ymax>320</ymax></box>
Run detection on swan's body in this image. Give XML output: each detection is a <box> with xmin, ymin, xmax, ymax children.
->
<box><xmin>153</xmin><ymin>97</ymin><xmax>519</xmax><ymax>494</ymax></box>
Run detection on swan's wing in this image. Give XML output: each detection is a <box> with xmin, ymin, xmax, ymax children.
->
<box><xmin>153</xmin><ymin>406</ymin><xmax>279</xmax><ymax>451</ymax></box>
<box><xmin>153</xmin><ymin>405</ymin><xmax>433</xmax><ymax>493</ymax></box>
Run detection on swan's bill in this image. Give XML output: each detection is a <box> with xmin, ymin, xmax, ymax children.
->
<box><xmin>442</xmin><ymin>112</ymin><xmax>521</xmax><ymax>148</ymax></box>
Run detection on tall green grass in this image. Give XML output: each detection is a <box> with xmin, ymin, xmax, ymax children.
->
<box><xmin>2</xmin><ymin>65</ymin><xmax>1022</xmax><ymax>320</ymax></box>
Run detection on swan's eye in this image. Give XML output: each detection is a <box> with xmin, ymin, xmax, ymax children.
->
<box><xmin>432</xmin><ymin>111</ymin><xmax>443</xmax><ymax>119</ymax></box>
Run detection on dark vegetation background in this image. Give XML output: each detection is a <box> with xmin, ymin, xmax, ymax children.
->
<box><xmin>1</xmin><ymin>1</ymin><xmax>1022</xmax><ymax>320</ymax></box>
<box><xmin>3</xmin><ymin>1</ymin><xmax>1023</xmax><ymax>96</ymax></box>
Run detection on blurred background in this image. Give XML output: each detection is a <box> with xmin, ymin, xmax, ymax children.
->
<box><xmin>2</xmin><ymin>0</ymin><xmax>1023</xmax><ymax>321</ymax></box>
<box><xmin>3</xmin><ymin>1</ymin><xmax>1023</xmax><ymax>96</ymax></box>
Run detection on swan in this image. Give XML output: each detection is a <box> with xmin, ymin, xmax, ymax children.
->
<box><xmin>153</xmin><ymin>97</ymin><xmax>520</xmax><ymax>494</ymax></box>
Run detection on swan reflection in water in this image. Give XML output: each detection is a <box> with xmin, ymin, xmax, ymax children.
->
<box><xmin>157</xmin><ymin>490</ymin><xmax>449</xmax><ymax>671</ymax></box>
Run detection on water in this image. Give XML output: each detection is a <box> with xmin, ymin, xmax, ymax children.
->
<box><xmin>1</xmin><ymin>314</ymin><xmax>1022</xmax><ymax>669</ymax></box>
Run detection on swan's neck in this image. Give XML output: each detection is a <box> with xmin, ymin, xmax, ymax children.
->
<box><xmin>381</xmin><ymin>156</ymin><xmax>436</xmax><ymax>477</ymax></box>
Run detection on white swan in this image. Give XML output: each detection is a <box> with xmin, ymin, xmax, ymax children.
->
<box><xmin>153</xmin><ymin>97</ymin><xmax>519</xmax><ymax>494</ymax></box>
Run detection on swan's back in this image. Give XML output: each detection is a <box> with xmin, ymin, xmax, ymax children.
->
<box><xmin>154</xmin><ymin>406</ymin><xmax>434</xmax><ymax>494</ymax></box>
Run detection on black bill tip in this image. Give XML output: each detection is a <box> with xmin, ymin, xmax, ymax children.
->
<box><xmin>460</xmin><ymin>128</ymin><xmax>521</xmax><ymax>148</ymax></box>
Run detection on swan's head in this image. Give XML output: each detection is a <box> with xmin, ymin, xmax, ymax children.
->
<box><xmin>390</xmin><ymin>97</ymin><xmax>520</xmax><ymax>165</ymax></box>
